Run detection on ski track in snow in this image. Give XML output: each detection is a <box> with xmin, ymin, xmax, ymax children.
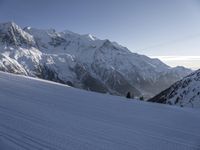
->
<box><xmin>0</xmin><ymin>71</ymin><xmax>200</xmax><ymax>150</ymax></box>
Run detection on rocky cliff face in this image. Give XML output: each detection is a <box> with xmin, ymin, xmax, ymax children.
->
<box><xmin>0</xmin><ymin>22</ymin><xmax>192</xmax><ymax>97</ymax></box>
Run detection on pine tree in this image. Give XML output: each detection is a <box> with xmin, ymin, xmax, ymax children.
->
<box><xmin>139</xmin><ymin>96</ymin><xmax>144</xmax><ymax>101</ymax></box>
<box><xmin>126</xmin><ymin>92</ymin><xmax>131</xmax><ymax>99</ymax></box>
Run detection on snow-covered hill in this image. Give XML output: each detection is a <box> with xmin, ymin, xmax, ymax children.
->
<box><xmin>0</xmin><ymin>21</ymin><xmax>192</xmax><ymax>98</ymax></box>
<box><xmin>0</xmin><ymin>71</ymin><xmax>200</xmax><ymax>150</ymax></box>
<box><xmin>149</xmin><ymin>69</ymin><xmax>200</xmax><ymax>108</ymax></box>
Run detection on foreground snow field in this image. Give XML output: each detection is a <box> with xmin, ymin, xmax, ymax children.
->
<box><xmin>0</xmin><ymin>72</ymin><xmax>200</xmax><ymax>150</ymax></box>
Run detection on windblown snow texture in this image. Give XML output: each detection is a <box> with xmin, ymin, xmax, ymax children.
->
<box><xmin>0</xmin><ymin>71</ymin><xmax>199</xmax><ymax>150</ymax></box>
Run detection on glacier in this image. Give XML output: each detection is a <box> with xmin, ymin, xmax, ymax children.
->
<box><xmin>0</xmin><ymin>21</ymin><xmax>192</xmax><ymax>98</ymax></box>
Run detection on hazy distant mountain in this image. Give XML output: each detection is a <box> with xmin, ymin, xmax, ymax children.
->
<box><xmin>149</xmin><ymin>69</ymin><xmax>200</xmax><ymax>108</ymax></box>
<box><xmin>0</xmin><ymin>22</ymin><xmax>192</xmax><ymax>97</ymax></box>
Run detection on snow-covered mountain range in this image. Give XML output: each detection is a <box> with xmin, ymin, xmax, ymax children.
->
<box><xmin>0</xmin><ymin>21</ymin><xmax>192</xmax><ymax>97</ymax></box>
<box><xmin>149</xmin><ymin>69</ymin><xmax>200</xmax><ymax>108</ymax></box>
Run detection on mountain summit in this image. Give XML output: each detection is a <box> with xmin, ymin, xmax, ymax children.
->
<box><xmin>0</xmin><ymin>22</ymin><xmax>192</xmax><ymax>98</ymax></box>
<box><xmin>0</xmin><ymin>22</ymin><xmax>35</xmax><ymax>47</ymax></box>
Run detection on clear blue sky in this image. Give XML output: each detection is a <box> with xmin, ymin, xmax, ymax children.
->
<box><xmin>1</xmin><ymin>0</ymin><xmax>200</xmax><ymax>69</ymax></box>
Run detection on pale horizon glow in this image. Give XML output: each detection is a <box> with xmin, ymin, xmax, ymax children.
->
<box><xmin>151</xmin><ymin>56</ymin><xmax>200</xmax><ymax>70</ymax></box>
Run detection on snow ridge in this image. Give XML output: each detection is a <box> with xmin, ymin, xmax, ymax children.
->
<box><xmin>0</xmin><ymin>22</ymin><xmax>192</xmax><ymax>98</ymax></box>
<box><xmin>149</xmin><ymin>69</ymin><xmax>200</xmax><ymax>108</ymax></box>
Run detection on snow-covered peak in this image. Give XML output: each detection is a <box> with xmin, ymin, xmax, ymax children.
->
<box><xmin>24</xmin><ymin>26</ymin><xmax>32</xmax><ymax>30</ymax></box>
<box><xmin>82</xmin><ymin>34</ymin><xmax>97</xmax><ymax>41</ymax></box>
<box><xmin>0</xmin><ymin>22</ymin><xmax>193</xmax><ymax>98</ymax></box>
<box><xmin>111</xmin><ymin>41</ymin><xmax>128</xmax><ymax>50</ymax></box>
<box><xmin>88</xmin><ymin>34</ymin><xmax>96</xmax><ymax>40</ymax></box>
<box><xmin>62</xmin><ymin>29</ymin><xmax>78</xmax><ymax>35</ymax></box>
<box><xmin>24</xmin><ymin>27</ymin><xmax>67</xmax><ymax>50</ymax></box>
<box><xmin>0</xmin><ymin>21</ymin><xmax>19</xmax><ymax>30</ymax></box>
<box><xmin>0</xmin><ymin>22</ymin><xmax>35</xmax><ymax>47</ymax></box>
<box><xmin>24</xmin><ymin>27</ymin><xmax>58</xmax><ymax>38</ymax></box>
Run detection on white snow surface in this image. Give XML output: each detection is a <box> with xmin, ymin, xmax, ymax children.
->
<box><xmin>150</xmin><ymin>69</ymin><xmax>200</xmax><ymax>108</ymax></box>
<box><xmin>0</xmin><ymin>71</ymin><xmax>200</xmax><ymax>150</ymax></box>
<box><xmin>167</xmin><ymin>69</ymin><xmax>200</xmax><ymax>107</ymax></box>
<box><xmin>0</xmin><ymin>22</ymin><xmax>192</xmax><ymax>97</ymax></box>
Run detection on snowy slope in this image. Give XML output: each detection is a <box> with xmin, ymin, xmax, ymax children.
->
<box><xmin>0</xmin><ymin>71</ymin><xmax>200</xmax><ymax>150</ymax></box>
<box><xmin>0</xmin><ymin>21</ymin><xmax>192</xmax><ymax>98</ymax></box>
<box><xmin>149</xmin><ymin>69</ymin><xmax>200</xmax><ymax>108</ymax></box>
